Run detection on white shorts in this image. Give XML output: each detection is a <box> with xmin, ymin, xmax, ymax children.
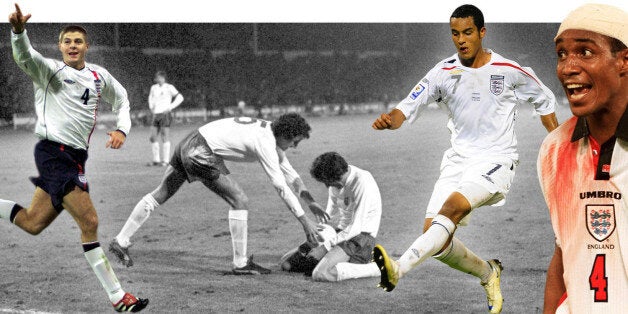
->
<box><xmin>425</xmin><ymin>149</ymin><xmax>517</xmax><ymax>225</ymax></box>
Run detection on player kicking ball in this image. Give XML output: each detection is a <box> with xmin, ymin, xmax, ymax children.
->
<box><xmin>110</xmin><ymin>113</ymin><xmax>327</xmax><ymax>274</ymax></box>
<box><xmin>0</xmin><ymin>4</ymin><xmax>147</xmax><ymax>312</ymax></box>
<box><xmin>280</xmin><ymin>152</ymin><xmax>382</xmax><ymax>282</ymax></box>
<box><xmin>371</xmin><ymin>4</ymin><xmax>559</xmax><ymax>313</ymax></box>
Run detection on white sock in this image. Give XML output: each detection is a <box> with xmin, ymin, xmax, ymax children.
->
<box><xmin>229</xmin><ymin>210</ymin><xmax>248</xmax><ymax>268</ymax></box>
<box><xmin>397</xmin><ymin>214</ymin><xmax>456</xmax><ymax>277</ymax></box>
<box><xmin>116</xmin><ymin>194</ymin><xmax>159</xmax><ymax>247</ymax></box>
<box><xmin>0</xmin><ymin>199</ymin><xmax>19</xmax><ymax>222</ymax></box>
<box><xmin>83</xmin><ymin>243</ymin><xmax>126</xmax><ymax>304</ymax></box>
<box><xmin>162</xmin><ymin>141</ymin><xmax>171</xmax><ymax>163</ymax></box>
<box><xmin>151</xmin><ymin>142</ymin><xmax>160</xmax><ymax>163</ymax></box>
<box><xmin>434</xmin><ymin>237</ymin><xmax>492</xmax><ymax>283</ymax></box>
<box><xmin>336</xmin><ymin>262</ymin><xmax>380</xmax><ymax>281</ymax></box>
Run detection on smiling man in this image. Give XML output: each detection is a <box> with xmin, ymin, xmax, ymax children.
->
<box><xmin>110</xmin><ymin>113</ymin><xmax>327</xmax><ymax>274</ymax></box>
<box><xmin>0</xmin><ymin>3</ymin><xmax>148</xmax><ymax>312</ymax></box>
<box><xmin>371</xmin><ymin>4</ymin><xmax>559</xmax><ymax>313</ymax></box>
<box><xmin>539</xmin><ymin>4</ymin><xmax>628</xmax><ymax>314</ymax></box>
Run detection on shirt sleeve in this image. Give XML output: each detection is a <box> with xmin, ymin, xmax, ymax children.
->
<box><xmin>169</xmin><ymin>84</ymin><xmax>180</xmax><ymax>97</ymax></box>
<box><xmin>326</xmin><ymin>188</ymin><xmax>341</xmax><ymax>217</ymax></box>
<box><xmin>11</xmin><ymin>30</ymin><xmax>59</xmax><ymax>88</ymax></box>
<box><xmin>514</xmin><ymin>67</ymin><xmax>557</xmax><ymax>116</ymax></box>
<box><xmin>100</xmin><ymin>69</ymin><xmax>132</xmax><ymax>135</ymax></box>
<box><xmin>277</xmin><ymin>149</ymin><xmax>304</xmax><ymax>193</ymax></box>
<box><xmin>255</xmin><ymin>135</ymin><xmax>305</xmax><ymax>217</ymax></box>
<box><xmin>329</xmin><ymin>172</ymin><xmax>382</xmax><ymax>246</ymax></box>
<box><xmin>148</xmin><ymin>85</ymin><xmax>156</xmax><ymax>110</ymax></box>
<box><xmin>395</xmin><ymin>65</ymin><xmax>441</xmax><ymax>124</ymax></box>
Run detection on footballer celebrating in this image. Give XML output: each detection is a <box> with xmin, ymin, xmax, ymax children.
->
<box><xmin>280</xmin><ymin>152</ymin><xmax>382</xmax><ymax>282</ymax></box>
<box><xmin>0</xmin><ymin>4</ymin><xmax>148</xmax><ymax>312</ymax></box>
<box><xmin>148</xmin><ymin>70</ymin><xmax>183</xmax><ymax>166</ymax></box>
<box><xmin>110</xmin><ymin>113</ymin><xmax>328</xmax><ymax>274</ymax></box>
<box><xmin>371</xmin><ymin>4</ymin><xmax>559</xmax><ymax>313</ymax></box>
<box><xmin>539</xmin><ymin>4</ymin><xmax>628</xmax><ymax>313</ymax></box>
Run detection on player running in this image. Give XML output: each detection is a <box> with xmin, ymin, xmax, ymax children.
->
<box><xmin>280</xmin><ymin>152</ymin><xmax>382</xmax><ymax>282</ymax></box>
<box><xmin>539</xmin><ymin>4</ymin><xmax>628</xmax><ymax>313</ymax></box>
<box><xmin>371</xmin><ymin>4</ymin><xmax>559</xmax><ymax>313</ymax></box>
<box><xmin>148</xmin><ymin>71</ymin><xmax>183</xmax><ymax>166</ymax></box>
<box><xmin>109</xmin><ymin>113</ymin><xmax>328</xmax><ymax>274</ymax></box>
<box><xmin>0</xmin><ymin>4</ymin><xmax>148</xmax><ymax>312</ymax></box>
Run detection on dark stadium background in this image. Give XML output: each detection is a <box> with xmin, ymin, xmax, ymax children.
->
<box><xmin>0</xmin><ymin>23</ymin><xmax>560</xmax><ymax>124</ymax></box>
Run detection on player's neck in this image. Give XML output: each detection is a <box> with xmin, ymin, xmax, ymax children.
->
<box><xmin>65</xmin><ymin>61</ymin><xmax>86</xmax><ymax>70</ymax></box>
<box><xmin>586</xmin><ymin>102</ymin><xmax>627</xmax><ymax>144</ymax></box>
<box><xmin>461</xmin><ymin>48</ymin><xmax>491</xmax><ymax>68</ymax></box>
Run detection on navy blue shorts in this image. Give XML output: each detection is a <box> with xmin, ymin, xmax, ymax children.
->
<box><xmin>152</xmin><ymin>112</ymin><xmax>172</xmax><ymax>129</ymax></box>
<box><xmin>30</xmin><ymin>140</ymin><xmax>89</xmax><ymax>212</ymax></box>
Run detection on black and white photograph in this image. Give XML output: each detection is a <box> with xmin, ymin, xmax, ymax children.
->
<box><xmin>0</xmin><ymin>0</ymin><xmax>626</xmax><ymax>313</ymax></box>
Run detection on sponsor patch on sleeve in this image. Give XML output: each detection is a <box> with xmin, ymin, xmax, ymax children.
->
<box><xmin>410</xmin><ymin>84</ymin><xmax>426</xmax><ymax>100</ymax></box>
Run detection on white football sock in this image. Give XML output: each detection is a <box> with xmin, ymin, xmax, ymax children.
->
<box><xmin>229</xmin><ymin>210</ymin><xmax>248</xmax><ymax>268</ymax></box>
<box><xmin>162</xmin><ymin>141</ymin><xmax>171</xmax><ymax>163</ymax></box>
<box><xmin>434</xmin><ymin>237</ymin><xmax>492</xmax><ymax>283</ymax></box>
<box><xmin>116</xmin><ymin>194</ymin><xmax>159</xmax><ymax>248</ymax></box>
<box><xmin>335</xmin><ymin>262</ymin><xmax>380</xmax><ymax>281</ymax></box>
<box><xmin>397</xmin><ymin>214</ymin><xmax>456</xmax><ymax>277</ymax></box>
<box><xmin>83</xmin><ymin>243</ymin><xmax>126</xmax><ymax>303</ymax></box>
<box><xmin>0</xmin><ymin>199</ymin><xmax>18</xmax><ymax>222</ymax></box>
<box><xmin>151</xmin><ymin>142</ymin><xmax>160</xmax><ymax>163</ymax></box>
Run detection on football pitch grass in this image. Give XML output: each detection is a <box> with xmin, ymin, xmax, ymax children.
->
<box><xmin>0</xmin><ymin>107</ymin><xmax>573</xmax><ymax>313</ymax></box>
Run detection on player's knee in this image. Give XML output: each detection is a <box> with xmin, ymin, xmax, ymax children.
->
<box><xmin>312</xmin><ymin>264</ymin><xmax>338</xmax><ymax>282</ymax></box>
<box><xmin>280</xmin><ymin>259</ymin><xmax>292</xmax><ymax>271</ymax></box>
<box><xmin>79</xmin><ymin>212</ymin><xmax>99</xmax><ymax>234</ymax></box>
<box><xmin>232</xmin><ymin>193</ymin><xmax>249</xmax><ymax>210</ymax></box>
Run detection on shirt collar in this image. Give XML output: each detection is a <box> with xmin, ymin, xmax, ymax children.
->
<box><xmin>571</xmin><ymin>108</ymin><xmax>628</xmax><ymax>142</ymax></box>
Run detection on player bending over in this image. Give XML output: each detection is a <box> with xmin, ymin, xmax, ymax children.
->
<box><xmin>371</xmin><ymin>4</ymin><xmax>559</xmax><ymax>313</ymax></box>
<box><xmin>0</xmin><ymin>4</ymin><xmax>147</xmax><ymax>312</ymax></box>
<box><xmin>148</xmin><ymin>71</ymin><xmax>183</xmax><ymax>166</ymax></box>
<box><xmin>280</xmin><ymin>152</ymin><xmax>382</xmax><ymax>282</ymax></box>
<box><xmin>110</xmin><ymin>113</ymin><xmax>328</xmax><ymax>274</ymax></box>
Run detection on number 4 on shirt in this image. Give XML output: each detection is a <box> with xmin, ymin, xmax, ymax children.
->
<box><xmin>80</xmin><ymin>89</ymin><xmax>90</xmax><ymax>105</ymax></box>
<box><xmin>589</xmin><ymin>254</ymin><xmax>608</xmax><ymax>302</ymax></box>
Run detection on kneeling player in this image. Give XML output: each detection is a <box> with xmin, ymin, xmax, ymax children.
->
<box><xmin>280</xmin><ymin>152</ymin><xmax>382</xmax><ymax>282</ymax></box>
<box><xmin>110</xmin><ymin>113</ymin><xmax>327</xmax><ymax>274</ymax></box>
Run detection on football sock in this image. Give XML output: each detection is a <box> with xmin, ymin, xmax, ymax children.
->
<box><xmin>151</xmin><ymin>142</ymin><xmax>160</xmax><ymax>163</ymax></box>
<box><xmin>434</xmin><ymin>237</ymin><xmax>492</xmax><ymax>283</ymax></box>
<box><xmin>83</xmin><ymin>242</ymin><xmax>126</xmax><ymax>304</ymax></box>
<box><xmin>397</xmin><ymin>214</ymin><xmax>456</xmax><ymax>277</ymax></box>
<box><xmin>335</xmin><ymin>262</ymin><xmax>380</xmax><ymax>281</ymax></box>
<box><xmin>116</xmin><ymin>194</ymin><xmax>159</xmax><ymax>247</ymax></box>
<box><xmin>0</xmin><ymin>199</ymin><xmax>22</xmax><ymax>223</ymax></box>
<box><xmin>162</xmin><ymin>141</ymin><xmax>171</xmax><ymax>163</ymax></box>
<box><xmin>229</xmin><ymin>209</ymin><xmax>248</xmax><ymax>268</ymax></box>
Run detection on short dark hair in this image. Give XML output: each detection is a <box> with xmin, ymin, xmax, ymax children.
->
<box><xmin>310</xmin><ymin>152</ymin><xmax>349</xmax><ymax>184</ymax></box>
<box><xmin>58</xmin><ymin>25</ymin><xmax>88</xmax><ymax>43</ymax></box>
<box><xmin>451</xmin><ymin>4</ymin><xmax>484</xmax><ymax>30</ymax></box>
<box><xmin>272</xmin><ymin>113</ymin><xmax>311</xmax><ymax>140</ymax></box>
<box><xmin>155</xmin><ymin>70</ymin><xmax>167</xmax><ymax>78</ymax></box>
<box><xmin>610</xmin><ymin>37</ymin><xmax>627</xmax><ymax>54</ymax></box>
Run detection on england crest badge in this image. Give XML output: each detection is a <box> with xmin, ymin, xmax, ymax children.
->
<box><xmin>586</xmin><ymin>204</ymin><xmax>616</xmax><ymax>242</ymax></box>
<box><xmin>490</xmin><ymin>75</ymin><xmax>505</xmax><ymax>95</ymax></box>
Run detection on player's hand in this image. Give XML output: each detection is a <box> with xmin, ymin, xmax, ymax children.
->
<box><xmin>106</xmin><ymin>130</ymin><xmax>126</xmax><ymax>149</ymax></box>
<box><xmin>308</xmin><ymin>202</ymin><xmax>330</xmax><ymax>224</ymax></box>
<box><xmin>372</xmin><ymin>113</ymin><xmax>393</xmax><ymax>130</ymax></box>
<box><xmin>9</xmin><ymin>3</ymin><xmax>31</xmax><ymax>34</ymax></box>
<box><xmin>298</xmin><ymin>215</ymin><xmax>322</xmax><ymax>245</ymax></box>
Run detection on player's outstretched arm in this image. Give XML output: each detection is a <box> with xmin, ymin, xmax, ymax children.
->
<box><xmin>372</xmin><ymin>109</ymin><xmax>406</xmax><ymax>130</ymax></box>
<box><xmin>297</xmin><ymin>214</ymin><xmax>322</xmax><ymax>245</ymax></box>
<box><xmin>8</xmin><ymin>3</ymin><xmax>31</xmax><ymax>34</ymax></box>
<box><xmin>543</xmin><ymin>244</ymin><xmax>566</xmax><ymax>314</ymax></box>
<box><xmin>540</xmin><ymin>113</ymin><xmax>559</xmax><ymax>133</ymax></box>
<box><xmin>299</xmin><ymin>190</ymin><xmax>329</xmax><ymax>223</ymax></box>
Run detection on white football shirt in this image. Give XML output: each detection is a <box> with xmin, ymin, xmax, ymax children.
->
<box><xmin>396</xmin><ymin>50</ymin><xmax>556</xmax><ymax>161</ymax></box>
<box><xmin>198</xmin><ymin>117</ymin><xmax>305</xmax><ymax>217</ymax></box>
<box><xmin>149</xmin><ymin>83</ymin><xmax>180</xmax><ymax>114</ymax></box>
<box><xmin>11</xmin><ymin>30</ymin><xmax>131</xmax><ymax>150</ymax></box>
<box><xmin>325</xmin><ymin>165</ymin><xmax>382</xmax><ymax>247</ymax></box>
